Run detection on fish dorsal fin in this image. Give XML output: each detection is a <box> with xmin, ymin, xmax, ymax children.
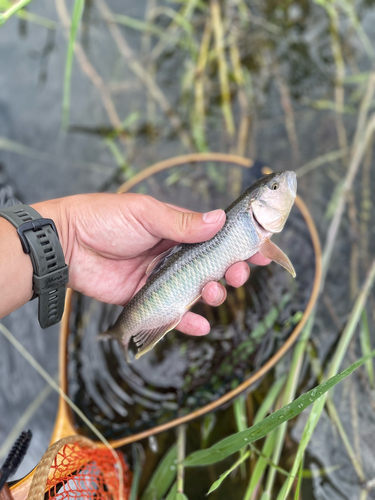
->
<box><xmin>134</xmin><ymin>316</ymin><xmax>183</xmax><ymax>359</ymax></box>
<box><xmin>259</xmin><ymin>239</ymin><xmax>296</xmax><ymax>278</ymax></box>
<box><xmin>146</xmin><ymin>245</ymin><xmax>183</xmax><ymax>281</ymax></box>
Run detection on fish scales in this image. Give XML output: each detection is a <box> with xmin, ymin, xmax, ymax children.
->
<box><xmin>122</xmin><ymin>205</ymin><xmax>260</xmax><ymax>334</ymax></box>
<box><xmin>104</xmin><ymin>171</ymin><xmax>297</xmax><ymax>360</ymax></box>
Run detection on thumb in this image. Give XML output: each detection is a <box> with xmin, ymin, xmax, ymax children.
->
<box><xmin>138</xmin><ymin>196</ymin><xmax>226</xmax><ymax>243</ymax></box>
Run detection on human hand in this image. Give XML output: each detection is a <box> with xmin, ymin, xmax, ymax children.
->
<box><xmin>33</xmin><ymin>193</ymin><xmax>270</xmax><ymax>336</ymax></box>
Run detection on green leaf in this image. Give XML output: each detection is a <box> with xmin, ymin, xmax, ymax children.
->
<box><xmin>140</xmin><ymin>445</ymin><xmax>177</xmax><ymax>500</ymax></box>
<box><xmin>184</xmin><ymin>350</ymin><xmax>375</xmax><ymax>467</ymax></box>
<box><xmin>176</xmin><ymin>493</ymin><xmax>189</xmax><ymax>500</ymax></box>
<box><xmin>253</xmin><ymin>375</ymin><xmax>286</xmax><ymax>425</ymax></box>
<box><xmin>164</xmin><ymin>482</ymin><xmax>177</xmax><ymax>500</ymax></box>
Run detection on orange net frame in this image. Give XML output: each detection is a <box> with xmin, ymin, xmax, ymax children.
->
<box><xmin>26</xmin><ymin>436</ymin><xmax>132</xmax><ymax>500</ymax></box>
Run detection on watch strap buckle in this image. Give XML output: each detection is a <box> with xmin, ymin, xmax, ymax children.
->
<box><xmin>17</xmin><ymin>219</ymin><xmax>59</xmax><ymax>254</ymax></box>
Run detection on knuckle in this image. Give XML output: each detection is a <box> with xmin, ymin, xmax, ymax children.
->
<box><xmin>178</xmin><ymin>212</ymin><xmax>193</xmax><ymax>237</ymax></box>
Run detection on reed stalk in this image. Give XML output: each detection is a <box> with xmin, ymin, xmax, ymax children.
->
<box><xmin>210</xmin><ymin>0</ymin><xmax>235</xmax><ymax>137</ymax></box>
<box><xmin>0</xmin><ymin>0</ymin><xmax>32</xmax><ymax>25</ymax></box>
<box><xmin>96</xmin><ymin>0</ymin><xmax>194</xmax><ymax>151</ymax></box>
<box><xmin>277</xmin><ymin>259</ymin><xmax>375</xmax><ymax>500</ymax></box>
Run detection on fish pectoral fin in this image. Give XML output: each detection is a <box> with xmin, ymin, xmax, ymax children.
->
<box><xmin>146</xmin><ymin>248</ymin><xmax>172</xmax><ymax>275</ymax></box>
<box><xmin>259</xmin><ymin>239</ymin><xmax>296</xmax><ymax>278</ymax></box>
<box><xmin>134</xmin><ymin>317</ymin><xmax>183</xmax><ymax>360</ymax></box>
<box><xmin>146</xmin><ymin>245</ymin><xmax>183</xmax><ymax>281</ymax></box>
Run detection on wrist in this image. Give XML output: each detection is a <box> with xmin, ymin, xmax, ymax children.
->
<box><xmin>30</xmin><ymin>197</ymin><xmax>71</xmax><ymax>266</ymax></box>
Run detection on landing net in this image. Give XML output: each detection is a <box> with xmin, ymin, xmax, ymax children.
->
<box><xmin>26</xmin><ymin>436</ymin><xmax>131</xmax><ymax>500</ymax></box>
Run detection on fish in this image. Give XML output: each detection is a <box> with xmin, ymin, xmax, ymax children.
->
<box><xmin>102</xmin><ymin>171</ymin><xmax>297</xmax><ymax>361</ymax></box>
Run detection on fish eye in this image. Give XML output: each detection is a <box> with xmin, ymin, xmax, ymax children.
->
<box><xmin>270</xmin><ymin>182</ymin><xmax>279</xmax><ymax>190</ymax></box>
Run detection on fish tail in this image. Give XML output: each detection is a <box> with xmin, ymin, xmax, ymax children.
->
<box><xmin>97</xmin><ymin>324</ymin><xmax>132</xmax><ymax>363</ymax></box>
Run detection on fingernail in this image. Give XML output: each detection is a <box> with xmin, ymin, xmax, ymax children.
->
<box><xmin>203</xmin><ymin>209</ymin><xmax>224</xmax><ymax>224</ymax></box>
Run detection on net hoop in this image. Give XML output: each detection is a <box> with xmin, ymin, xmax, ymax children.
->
<box><xmin>56</xmin><ymin>153</ymin><xmax>322</xmax><ymax>446</ymax></box>
<box><xmin>10</xmin><ymin>153</ymin><xmax>322</xmax><ymax>498</ymax></box>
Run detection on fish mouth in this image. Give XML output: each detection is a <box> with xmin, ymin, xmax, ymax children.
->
<box><xmin>286</xmin><ymin>171</ymin><xmax>297</xmax><ymax>197</ymax></box>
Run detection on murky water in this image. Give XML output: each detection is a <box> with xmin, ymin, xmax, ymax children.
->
<box><xmin>0</xmin><ymin>0</ymin><xmax>374</xmax><ymax>497</ymax></box>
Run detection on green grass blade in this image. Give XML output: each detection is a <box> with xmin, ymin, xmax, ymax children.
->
<box><xmin>62</xmin><ymin>0</ymin><xmax>84</xmax><ymax>129</ymax></box>
<box><xmin>253</xmin><ymin>375</ymin><xmax>287</xmax><ymax>425</ymax></box>
<box><xmin>140</xmin><ymin>445</ymin><xmax>177</xmax><ymax>500</ymax></box>
<box><xmin>360</xmin><ymin>309</ymin><xmax>374</xmax><ymax>388</ymax></box>
<box><xmin>129</xmin><ymin>444</ymin><xmax>143</xmax><ymax>500</ymax></box>
<box><xmin>325</xmin><ymin>398</ymin><xmax>364</xmax><ymax>481</ymax></box>
<box><xmin>339</xmin><ymin>0</ymin><xmax>375</xmax><ymax>60</ymax></box>
<box><xmin>112</xmin><ymin>13</ymin><xmax>167</xmax><ymax>38</ymax></box>
<box><xmin>0</xmin><ymin>0</ymin><xmax>56</xmax><ymax>28</ymax></box>
<box><xmin>242</xmin><ymin>432</ymin><xmax>276</xmax><ymax>500</ymax></box>
<box><xmin>294</xmin><ymin>455</ymin><xmax>304</xmax><ymax>500</ymax></box>
<box><xmin>208</xmin><ymin>450</ymin><xmax>251</xmax><ymax>495</ymax></box>
<box><xmin>233</xmin><ymin>395</ymin><xmax>248</xmax><ymax>476</ymax></box>
<box><xmin>201</xmin><ymin>413</ymin><xmax>217</xmax><ymax>448</ymax></box>
<box><xmin>262</xmin><ymin>316</ymin><xmax>313</xmax><ymax>496</ymax></box>
<box><xmin>0</xmin><ymin>0</ymin><xmax>32</xmax><ymax>25</ymax></box>
<box><xmin>177</xmin><ymin>425</ymin><xmax>186</xmax><ymax>497</ymax></box>
<box><xmin>184</xmin><ymin>350</ymin><xmax>375</xmax><ymax>468</ymax></box>
<box><xmin>277</xmin><ymin>259</ymin><xmax>375</xmax><ymax>500</ymax></box>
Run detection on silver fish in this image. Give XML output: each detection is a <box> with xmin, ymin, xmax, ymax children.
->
<box><xmin>104</xmin><ymin>171</ymin><xmax>297</xmax><ymax>360</ymax></box>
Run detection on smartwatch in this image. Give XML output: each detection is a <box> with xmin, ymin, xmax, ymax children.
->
<box><xmin>0</xmin><ymin>204</ymin><xmax>69</xmax><ymax>328</ymax></box>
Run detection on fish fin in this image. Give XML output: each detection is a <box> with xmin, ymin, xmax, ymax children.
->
<box><xmin>97</xmin><ymin>325</ymin><xmax>132</xmax><ymax>363</ymax></box>
<box><xmin>134</xmin><ymin>316</ymin><xmax>183</xmax><ymax>360</ymax></box>
<box><xmin>96</xmin><ymin>330</ymin><xmax>114</xmax><ymax>341</ymax></box>
<box><xmin>146</xmin><ymin>245</ymin><xmax>183</xmax><ymax>282</ymax></box>
<box><xmin>146</xmin><ymin>249</ymin><xmax>172</xmax><ymax>275</ymax></box>
<box><xmin>259</xmin><ymin>239</ymin><xmax>296</xmax><ymax>278</ymax></box>
<box><xmin>185</xmin><ymin>294</ymin><xmax>201</xmax><ymax>310</ymax></box>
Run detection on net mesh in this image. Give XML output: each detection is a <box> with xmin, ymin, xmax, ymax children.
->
<box><xmin>27</xmin><ymin>436</ymin><xmax>132</xmax><ymax>500</ymax></box>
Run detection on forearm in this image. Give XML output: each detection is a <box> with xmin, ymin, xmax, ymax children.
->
<box><xmin>0</xmin><ymin>217</ymin><xmax>34</xmax><ymax>317</ymax></box>
<box><xmin>0</xmin><ymin>198</ymin><xmax>68</xmax><ymax>319</ymax></box>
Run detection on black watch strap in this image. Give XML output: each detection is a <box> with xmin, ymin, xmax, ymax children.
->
<box><xmin>0</xmin><ymin>204</ymin><xmax>69</xmax><ymax>328</ymax></box>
